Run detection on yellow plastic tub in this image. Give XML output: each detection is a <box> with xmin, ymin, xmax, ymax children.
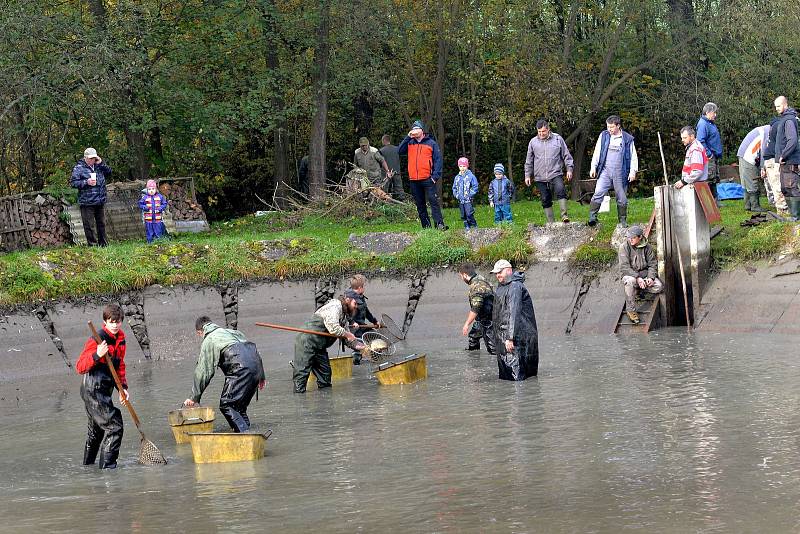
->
<box><xmin>374</xmin><ymin>354</ymin><xmax>427</xmax><ymax>385</ymax></box>
<box><xmin>167</xmin><ymin>406</ymin><xmax>215</xmax><ymax>444</ymax></box>
<box><xmin>308</xmin><ymin>354</ymin><xmax>354</xmax><ymax>384</ymax></box>
<box><xmin>188</xmin><ymin>431</ymin><xmax>272</xmax><ymax>464</ymax></box>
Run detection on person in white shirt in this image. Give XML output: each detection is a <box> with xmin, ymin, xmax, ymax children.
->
<box><xmin>587</xmin><ymin>115</ymin><xmax>639</xmax><ymax>227</ymax></box>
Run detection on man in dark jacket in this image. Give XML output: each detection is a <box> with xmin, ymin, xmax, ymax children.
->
<box><xmin>345</xmin><ymin>274</ymin><xmax>379</xmax><ymax>365</ymax></box>
<box><xmin>398</xmin><ymin>120</ymin><xmax>447</xmax><ymax>230</ymax></box>
<box><xmin>773</xmin><ymin>96</ymin><xmax>800</xmax><ymax>220</ymax></box>
<box><xmin>380</xmin><ymin>134</ymin><xmax>405</xmax><ymax>198</ymax></box>
<box><xmin>618</xmin><ymin>225</ymin><xmax>663</xmax><ymax>324</ymax></box>
<box><xmin>490</xmin><ymin>259</ymin><xmax>539</xmax><ymax>380</ymax></box>
<box><xmin>70</xmin><ymin>147</ymin><xmax>111</xmax><ymax>246</ymax></box>
<box><xmin>458</xmin><ymin>262</ymin><xmax>495</xmax><ymax>354</ymax></box>
<box><xmin>183</xmin><ymin>317</ymin><xmax>266</xmax><ymax>432</ymax></box>
<box><xmin>696</xmin><ymin>102</ymin><xmax>723</xmax><ymax>206</ymax></box>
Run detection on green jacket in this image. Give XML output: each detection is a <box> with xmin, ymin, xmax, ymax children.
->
<box><xmin>618</xmin><ymin>237</ymin><xmax>658</xmax><ymax>280</ymax></box>
<box><xmin>467</xmin><ymin>274</ymin><xmax>494</xmax><ymax>319</ymax></box>
<box><xmin>191</xmin><ymin>322</ymin><xmax>249</xmax><ymax>402</ymax></box>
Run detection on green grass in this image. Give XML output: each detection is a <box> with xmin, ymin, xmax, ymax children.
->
<box><xmin>0</xmin><ymin>195</ymin><xmax>796</xmax><ymax>306</ymax></box>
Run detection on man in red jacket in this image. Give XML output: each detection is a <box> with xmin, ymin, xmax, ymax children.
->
<box><xmin>398</xmin><ymin>120</ymin><xmax>447</xmax><ymax>229</ymax></box>
<box><xmin>76</xmin><ymin>304</ymin><xmax>130</xmax><ymax>469</ymax></box>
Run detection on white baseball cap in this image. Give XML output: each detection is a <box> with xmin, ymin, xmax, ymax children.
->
<box><xmin>83</xmin><ymin>147</ymin><xmax>99</xmax><ymax>159</ymax></box>
<box><xmin>490</xmin><ymin>259</ymin><xmax>512</xmax><ymax>273</ymax></box>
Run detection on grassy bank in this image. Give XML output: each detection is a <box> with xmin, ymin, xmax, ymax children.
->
<box><xmin>0</xmin><ymin>196</ymin><xmax>796</xmax><ymax>306</ymax></box>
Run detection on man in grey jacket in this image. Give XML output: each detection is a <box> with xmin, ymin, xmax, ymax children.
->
<box><xmin>524</xmin><ymin>120</ymin><xmax>574</xmax><ymax>223</ymax></box>
<box><xmin>618</xmin><ymin>226</ymin><xmax>663</xmax><ymax>324</ymax></box>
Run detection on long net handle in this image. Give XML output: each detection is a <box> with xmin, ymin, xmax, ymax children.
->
<box><xmin>88</xmin><ymin>321</ymin><xmax>144</xmax><ymax>431</ymax></box>
<box><xmin>255</xmin><ymin>322</ymin><xmax>344</xmax><ymax>339</ymax></box>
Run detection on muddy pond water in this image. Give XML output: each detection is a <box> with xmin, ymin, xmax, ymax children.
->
<box><xmin>1</xmin><ymin>331</ymin><xmax>799</xmax><ymax>532</ymax></box>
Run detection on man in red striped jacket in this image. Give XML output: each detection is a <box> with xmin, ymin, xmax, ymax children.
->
<box><xmin>398</xmin><ymin>120</ymin><xmax>447</xmax><ymax>229</ymax></box>
<box><xmin>674</xmin><ymin>126</ymin><xmax>708</xmax><ymax>189</ymax></box>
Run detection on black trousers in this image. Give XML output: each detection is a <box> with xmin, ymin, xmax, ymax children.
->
<box><xmin>468</xmin><ymin>319</ymin><xmax>496</xmax><ymax>354</ymax></box>
<box><xmin>534</xmin><ymin>176</ymin><xmax>567</xmax><ymax>208</ymax></box>
<box><xmin>409</xmin><ymin>178</ymin><xmax>444</xmax><ymax>228</ymax></box>
<box><xmin>81</xmin><ymin>378</ymin><xmax>123</xmax><ymax>467</ymax></box>
<box><xmin>80</xmin><ymin>204</ymin><xmax>108</xmax><ymax>246</ymax></box>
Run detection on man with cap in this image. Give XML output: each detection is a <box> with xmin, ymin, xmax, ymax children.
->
<box><xmin>618</xmin><ymin>225</ymin><xmax>663</xmax><ymax>325</ymax></box>
<box><xmin>398</xmin><ymin>120</ymin><xmax>447</xmax><ymax>230</ymax></box>
<box><xmin>490</xmin><ymin>259</ymin><xmax>539</xmax><ymax>380</ymax></box>
<box><xmin>354</xmin><ymin>137</ymin><xmax>393</xmax><ymax>190</ymax></box>
<box><xmin>70</xmin><ymin>147</ymin><xmax>112</xmax><ymax>246</ymax></box>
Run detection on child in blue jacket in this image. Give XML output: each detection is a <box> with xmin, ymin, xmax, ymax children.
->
<box><xmin>489</xmin><ymin>163</ymin><xmax>514</xmax><ymax>223</ymax></box>
<box><xmin>452</xmin><ymin>157</ymin><xmax>479</xmax><ymax>229</ymax></box>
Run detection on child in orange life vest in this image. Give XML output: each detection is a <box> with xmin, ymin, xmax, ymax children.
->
<box><xmin>138</xmin><ymin>179</ymin><xmax>168</xmax><ymax>243</ymax></box>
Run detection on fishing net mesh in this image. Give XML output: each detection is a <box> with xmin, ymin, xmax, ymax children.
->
<box><xmin>138</xmin><ymin>438</ymin><xmax>168</xmax><ymax>465</ymax></box>
<box><xmin>380</xmin><ymin>313</ymin><xmax>405</xmax><ymax>340</ymax></box>
<box><xmin>361</xmin><ymin>331</ymin><xmax>396</xmax><ymax>365</ymax></box>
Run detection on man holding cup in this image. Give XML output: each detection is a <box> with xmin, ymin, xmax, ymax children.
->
<box><xmin>70</xmin><ymin>147</ymin><xmax>111</xmax><ymax>246</ymax></box>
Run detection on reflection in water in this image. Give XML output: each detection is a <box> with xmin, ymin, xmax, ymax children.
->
<box><xmin>2</xmin><ymin>332</ymin><xmax>800</xmax><ymax>531</ymax></box>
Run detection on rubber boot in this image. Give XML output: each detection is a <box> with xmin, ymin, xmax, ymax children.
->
<box><xmin>788</xmin><ymin>197</ymin><xmax>800</xmax><ymax>221</ymax></box>
<box><xmin>559</xmin><ymin>198</ymin><xmax>570</xmax><ymax>223</ymax></box>
<box><xmin>743</xmin><ymin>192</ymin><xmax>752</xmax><ymax>211</ymax></box>
<box><xmin>749</xmin><ymin>192</ymin><xmax>766</xmax><ymax>212</ymax></box>
<box><xmin>83</xmin><ymin>437</ymin><xmax>102</xmax><ymax>466</ymax></box>
<box><xmin>98</xmin><ymin>449</ymin><xmax>119</xmax><ymax>470</ymax></box>
<box><xmin>587</xmin><ymin>201</ymin><xmax>601</xmax><ymax>227</ymax></box>
<box><xmin>617</xmin><ymin>204</ymin><xmax>628</xmax><ymax>227</ymax></box>
<box><xmin>543</xmin><ymin>207</ymin><xmax>555</xmax><ymax>224</ymax></box>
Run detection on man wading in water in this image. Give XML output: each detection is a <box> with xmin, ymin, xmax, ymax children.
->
<box><xmin>184</xmin><ymin>317</ymin><xmax>265</xmax><ymax>432</ymax></box>
<box><xmin>293</xmin><ymin>295</ymin><xmax>365</xmax><ymax>393</ymax></box>
<box><xmin>490</xmin><ymin>259</ymin><xmax>539</xmax><ymax>380</ymax></box>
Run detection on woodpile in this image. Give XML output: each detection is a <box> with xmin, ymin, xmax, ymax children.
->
<box><xmin>159</xmin><ymin>179</ymin><xmax>206</xmax><ymax>221</ymax></box>
<box><xmin>0</xmin><ymin>193</ymin><xmax>72</xmax><ymax>252</ymax></box>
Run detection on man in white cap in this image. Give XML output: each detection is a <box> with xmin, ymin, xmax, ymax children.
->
<box><xmin>618</xmin><ymin>225</ymin><xmax>663</xmax><ymax>324</ymax></box>
<box><xmin>490</xmin><ymin>259</ymin><xmax>539</xmax><ymax>380</ymax></box>
<box><xmin>70</xmin><ymin>147</ymin><xmax>112</xmax><ymax>246</ymax></box>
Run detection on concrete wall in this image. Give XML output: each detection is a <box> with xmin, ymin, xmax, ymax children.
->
<box><xmin>2</xmin><ymin>258</ymin><xmax>798</xmax><ymax>383</ymax></box>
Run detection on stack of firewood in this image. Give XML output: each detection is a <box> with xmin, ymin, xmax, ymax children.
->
<box><xmin>160</xmin><ymin>180</ymin><xmax>206</xmax><ymax>221</ymax></box>
<box><xmin>24</xmin><ymin>195</ymin><xmax>72</xmax><ymax>247</ymax></box>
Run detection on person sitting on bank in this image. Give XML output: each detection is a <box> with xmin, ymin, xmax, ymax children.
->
<box><xmin>184</xmin><ymin>317</ymin><xmax>266</xmax><ymax>433</ymax></box>
<box><xmin>293</xmin><ymin>295</ymin><xmax>365</xmax><ymax>393</ymax></box>
<box><xmin>618</xmin><ymin>225</ymin><xmax>663</xmax><ymax>325</ymax></box>
<box><xmin>344</xmin><ymin>274</ymin><xmax>380</xmax><ymax>365</ymax></box>
<box><xmin>458</xmin><ymin>262</ymin><xmax>495</xmax><ymax>354</ymax></box>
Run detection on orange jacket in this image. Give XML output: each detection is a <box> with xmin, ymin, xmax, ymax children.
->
<box><xmin>397</xmin><ymin>135</ymin><xmax>442</xmax><ymax>181</ymax></box>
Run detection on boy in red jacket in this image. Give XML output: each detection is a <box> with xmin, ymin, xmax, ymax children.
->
<box><xmin>76</xmin><ymin>304</ymin><xmax>130</xmax><ymax>469</ymax></box>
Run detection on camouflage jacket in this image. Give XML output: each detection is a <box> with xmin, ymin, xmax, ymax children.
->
<box><xmin>467</xmin><ymin>274</ymin><xmax>494</xmax><ymax>319</ymax></box>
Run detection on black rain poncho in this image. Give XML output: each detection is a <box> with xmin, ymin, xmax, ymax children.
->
<box><xmin>492</xmin><ymin>271</ymin><xmax>539</xmax><ymax>380</ymax></box>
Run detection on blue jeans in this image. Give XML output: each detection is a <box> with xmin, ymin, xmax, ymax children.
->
<box><xmin>494</xmin><ymin>203</ymin><xmax>512</xmax><ymax>223</ymax></box>
<box><xmin>590</xmin><ymin>170</ymin><xmax>628</xmax><ymax>207</ymax></box>
<box><xmin>459</xmin><ymin>202</ymin><xmax>477</xmax><ymax>228</ymax></box>
<box><xmin>409</xmin><ymin>178</ymin><xmax>444</xmax><ymax>228</ymax></box>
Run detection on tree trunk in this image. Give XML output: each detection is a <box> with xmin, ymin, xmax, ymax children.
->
<box><xmin>15</xmin><ymin>104</ymin><xmax>41</xmax><ymax>191</ymax></box>
<box><xmin>308</xmin><ymin>0</ymin><xmax>331</xmax><ymax>200</ymax></box>
<box><xmin>353</xmin><ymin>91</ymin><xmax>373</xmax><ymax>139</ymax></box>
<box><xmin>124</xmin><ymin>126</ymin><xmax>150</xmax><ymax>181</ymax></box>
<box><xmin>260</xmin><ymin>0</ymin><xmax>291</xmax><ymax>207</ymax></box>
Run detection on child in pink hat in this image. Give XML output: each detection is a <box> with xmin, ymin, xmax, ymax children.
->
<box><xmin>452</xmin><ymin>157</ymin><xmax>479</xmax><ymax>229</ymax></box>
<box><xmin>138</xmin><ymin>179</ymin><xmax>168</xmax><ymax>243</ymax></box>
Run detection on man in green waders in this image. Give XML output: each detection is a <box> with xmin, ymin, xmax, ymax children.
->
<box><xmin>293</xmin><ymin>295</ymin><xmax>365</xmax><ymax>393</ymax></box>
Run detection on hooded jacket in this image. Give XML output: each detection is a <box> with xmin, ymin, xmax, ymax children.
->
<box><xmin>70</xmin><ymin>158</ymin><xmax>112</xmax><ymax>206</ymax></box>
<box><xmin>191</xmin><ymin>322</ymin><xmax>257</xmax><ymax>402</ymax></box>
<box><xmin>618</xmin><ymin>236</ymin><xmax>658</xmax><ymax>280</ymax></box>
<box><xmin>492</xmin><ymin>271</ymin><xmax>539</xmax><ymax>380</ymax></box>
<box><xmin>489</xmin><ymin>175</ymin><xmax>514</xmax><ymax>205</ymax></box>
<box><xmin>76</xmin><ymin>325</ymin><xmax>127</xmax><ymax>393</ymax></box>
<box><xmin>774</xmin><ymin>108</ymin><xmax>800</xmax><ymax>165</ymax></box>
<box><xmin>398</xmin><ymin>134</ymin><xmax>443</xmax><ymax>181</ymax></box>
<box><xmin>452</xmin><ymin>170</ymin><xmax>479</xmax><ymax>203</ymax></box>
